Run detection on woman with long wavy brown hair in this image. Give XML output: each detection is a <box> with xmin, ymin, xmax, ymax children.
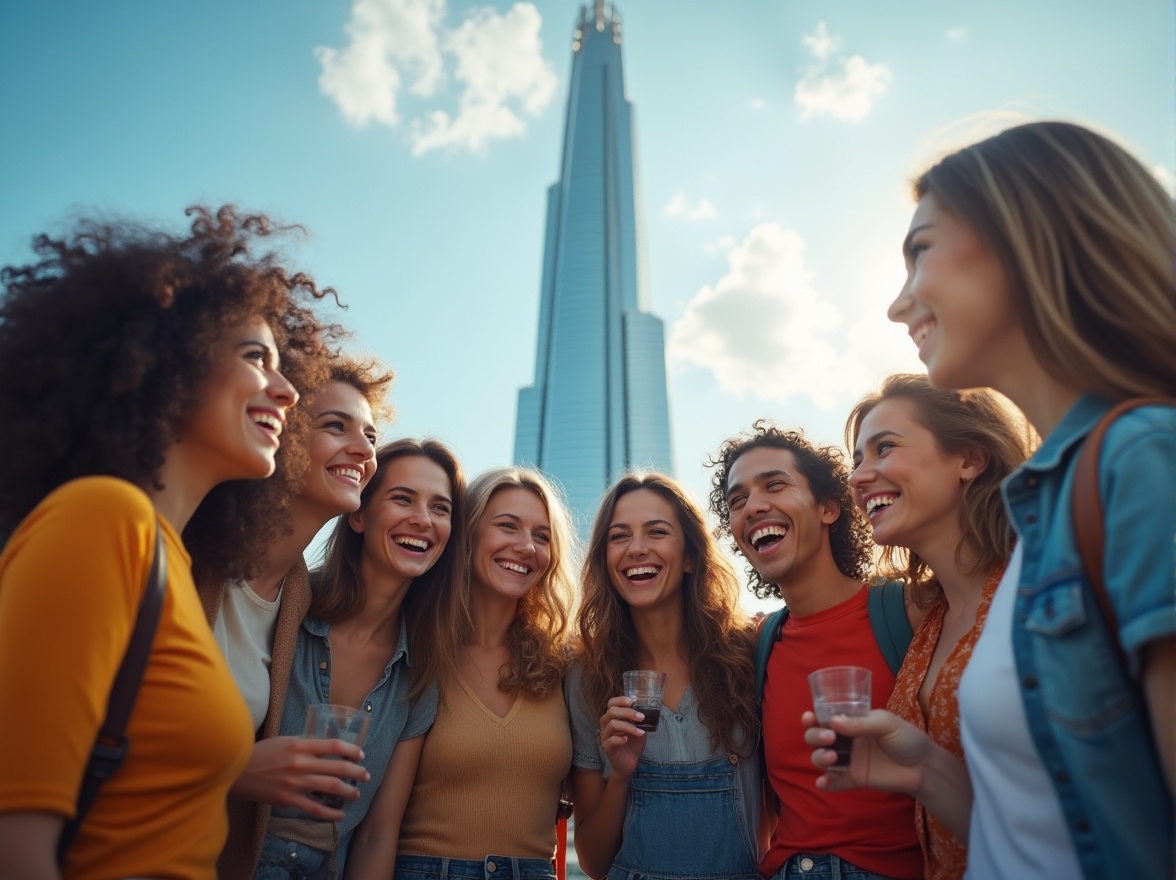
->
<box><xmin>569</xmin><ymin>472</ymin><xmax>760</xmax><ymax>880</ymax></box>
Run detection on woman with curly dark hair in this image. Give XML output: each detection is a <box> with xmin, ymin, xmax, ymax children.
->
<box><xmin>204</xmin><ymin>356</ymin><xmax>394</xmax><ymax>880</ymax></box>
<box><xmin>0</xmin><ymin>205</ymin><xmax>340</xmax><ymax>880</ymax></box>
<box><xmin>393</xmin><ymin>467</ymin><xmax>577</xmax><ymax>880</ymax></box>
<box><xmin>569</xmin><ymin>473</ymin><xmax>761</xmax><ymax>880</ymax></box>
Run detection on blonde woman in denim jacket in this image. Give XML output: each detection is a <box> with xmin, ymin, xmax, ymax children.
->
<box><xmin>805</xmin><ymin>121</ymin><xmax>1174</xmax><ymax>880</ymax></box>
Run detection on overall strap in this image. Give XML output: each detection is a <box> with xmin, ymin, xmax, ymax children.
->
<box><xmin>1071</xmin><ymin>397</ymin><xmax>1174</xmax><ymax>669</ymax></box>
<box><xmin>58</xmin><ymin>525</ymin><xmax>168</xmax><ymax>862</ymax></box>
<box><xmin>868</xmin><ymin>579</ymin><xmax>913</xmax><ymax>676</ymax></box>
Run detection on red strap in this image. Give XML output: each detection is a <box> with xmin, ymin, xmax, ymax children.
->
<box><xmin>1070</xmin><ymin>397</ymin><xmax>1173</xmax><ymax>667</ymax></box>
<box><xmin>555</xmin><ymin>816</ymin><xmax>568</xmax><ymax>880</ymax></box>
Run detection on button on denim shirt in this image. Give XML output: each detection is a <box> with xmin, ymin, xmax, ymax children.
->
<box><xmin>1001</xmin><ymin>394</ymin><xmax>1174</xmax><ymax>880</ymax></box>
<box><xmin>272</xmin><ymin>614</ymin><xmax>439</xmax><ymax>867</ymax></box>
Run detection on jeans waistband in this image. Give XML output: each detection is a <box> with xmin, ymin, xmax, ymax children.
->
<box><xmin>395</xmin><ymin>854</ymin><xmax>556</xmax><ymax>880</ymax></box>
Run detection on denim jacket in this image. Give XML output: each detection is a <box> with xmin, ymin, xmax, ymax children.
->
<box><xmin>1001</xmin><ymin>394</ymin><xmax>1174</xmax><ymax>880</ymax></box>
<box><xmin>270</xmin><ymin>614</ymin><xmax>438</xmax><ymax>867</ymax></box>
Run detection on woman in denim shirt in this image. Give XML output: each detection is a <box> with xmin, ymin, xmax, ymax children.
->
<box><xmin>806</xmin><ymin>121</ymin><xmax>1174</xmax><ymax>880</ymax></box>
<box><xmin>569</xmin><ymin>473</ymin><xmax>761</xmax><ymax>880</ymax></box>
<box><xmin>255</xmin><ymin>439</ymin><xmax>466</xmax><ymax>879</ymax></box>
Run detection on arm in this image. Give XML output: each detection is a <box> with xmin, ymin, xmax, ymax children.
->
<box><xmin>0</xmin><ymin>813</ymin><xmax>63</xmax><ymax>880</ymax></box>
<box><xmin>803</xmin><ymin>708</ymin><xmax>973</xmax><ymax>841</ymax></box>
<box><xmin>230</xmin><ymin>735</ymin><xmax>370</xmax><ymax>821</ymax></box>
<box><xmin>570</xmin><ymin>697</ymin><xmax>647</xmax><ymax>879</ymax></box>
<box><xmin>1141</xmin><ymin>635</ymin><xmax>1176</xmax><ymax>793</ymax></box>
<box><xmin>343</xmin><ymin>735</ymin><xmax>426</xmax><ymax>879</ymax></box>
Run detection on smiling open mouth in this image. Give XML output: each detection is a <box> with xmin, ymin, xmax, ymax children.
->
<box><xmin>624</xmin><ymin>565</ymin><xmax>660</xmax><ymax>582</ymax></box>
<box><xmin>497</xmin><ymin>560</ymin><xmax>531</xmax><ymax>575</ymax></box>
<box><xmin>865</xmin><ymin>494</ymin><xmax>897</xmax><ymax>518</ymax></box>
<box><xmin>394</xmin><ymin>536</ymin><xmax>431</xmax><ymax>553</ymax></box>
<box><xmin>750</xmin><ymin>524</ymin><xmax>786</xmax><ymax>551</ymax></box>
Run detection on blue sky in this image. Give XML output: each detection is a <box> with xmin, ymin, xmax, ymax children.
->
<box><xmin>2</xmin><ymin>0</ymin><xmax>1172</xmax><ymax>563</ymax></box>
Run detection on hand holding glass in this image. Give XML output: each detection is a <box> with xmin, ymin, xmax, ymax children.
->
<box><xmin>808</xmin><ymin>666</ymin><xmax>871</xmax><ymax>769</ymax></box>
<box><xmin>303</xmin><ymin>703</ymin><xmax>370</xmax><ymax>809</ymax></box>
<box><xmin>622</xmin><ymin>670</ymin><xmax>667</xmax><ymax>733</ymax></box>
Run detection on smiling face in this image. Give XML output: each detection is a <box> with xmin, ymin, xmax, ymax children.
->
<box><xmin>179</xmin><ymin>317</ymin><xmax>298</xmax><ymax>484</ymax></box>
<box><xmin>350</xmin><ymin>454</ymin><xmax>453</xmax><ymax>585</ymax></box>
<box><xmin>471</xmin><ymin>486</ymin><xmax>552</xmax><ymax>605</ymax></box>
<box><xmin>298</xmin><ymin>381</ymin><xmax>378</xmax><ymax>518</ymax></box>
<box><xmin>889</xmin><ymin>194</ymin><xmax>1027</xmax><ymax>392</ymax></box>
<box><xmin>725</xmin><ymin>445</ymin><xmax>839</xmax><ymax>589</ymax></box>
<box><xmin>605</xmin><ymin>488</ymin><xmax>691</xmax><ymax>612</ymax></box>
<box><xmin>850</xmin><ymin>398</ymin><xmax>977</xmax><ymax>558</ymax></box>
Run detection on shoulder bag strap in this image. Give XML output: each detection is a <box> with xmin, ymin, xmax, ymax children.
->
<box><xmin>58</xmin><ymin>525</ymin><xmax>168</xmax><ymax>862</ymax></box>
<box><xmin>754</xmin><ymin>607</ymin><xmax>789</xmax><ymax>703</ymax></box>
<box><xmin>868</xmin><ymin>579</ymin><xmax>914</xmax><ymax>676</ymax></box>
<box><xmin>1071</xmin><ymin>397</ymin><xmax>1171</xmax><ymax>670</ymax></box>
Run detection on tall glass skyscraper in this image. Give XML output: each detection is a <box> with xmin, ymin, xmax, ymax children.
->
<box><xmin>514</xmin><ymin>0</ymin><xmax>673</xmax><ymax>527</ymax></box>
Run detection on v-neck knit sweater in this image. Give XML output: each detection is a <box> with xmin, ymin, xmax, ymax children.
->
<box><xmin>397</xmin><ymin>673</ymin><xmax>572</xmax><ymax>860</ymax></box>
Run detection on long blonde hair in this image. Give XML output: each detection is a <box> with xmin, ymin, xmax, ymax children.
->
<box><xmin>915</xmin><ymin>121</ymin><xmax>1176</xmax><ymax>399</ymax></box>
<box><xmin>456</xmin><ymin>467</ymin><xmax>577</xmax><ymax>699</ymax></box>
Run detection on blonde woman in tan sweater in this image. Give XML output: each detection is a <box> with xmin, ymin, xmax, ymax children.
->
<box><xmin>386</xmin><ymin>467</ymin><xmax>578</xmax><ymax>880</ymax></box>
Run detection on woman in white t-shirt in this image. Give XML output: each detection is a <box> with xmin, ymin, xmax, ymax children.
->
<box><xmin>805</xmin><ymin>122</ymin><xmax>1175</xmax><ymax>879</ymax></box>
<box><xmin>199</xmin><ymin>357</ymin><xmax>394</xmax><ymax>880</ymax></box>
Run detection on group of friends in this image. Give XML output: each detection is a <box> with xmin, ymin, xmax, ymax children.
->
<box><xmin>0</xmin><ymin>119</ymin><xmax>1171</xmax><ymax>880</ymax></box>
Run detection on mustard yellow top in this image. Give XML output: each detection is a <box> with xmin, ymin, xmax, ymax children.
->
<box><xmin>398</xmin><ymin>673</ymin><xmax>572</xmax><ymax>860</ymax></box>
<box><xmin>0</xmin><ymin>477</ymin><xmax>253</xmax><ymax>880</ymax></box>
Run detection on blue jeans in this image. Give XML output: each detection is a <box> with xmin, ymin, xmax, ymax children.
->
<box><xmin>253</xmin><ymin>833</ymin><xmax>333</xmax><ymax>880</ymax></box>
<box><xmin>395</xmin><ymin>854</ymin><xmax>556</xmax><ymax>880</ymax></box>
<box><xmin>768</xmin><ymin>853</ymin><xmax>899</xmax><ymax>880</ymax></box>
<box><xmin>607</xmin><ymin>754</ymin><xmax>759</xmax><ymax>880</ymax></box>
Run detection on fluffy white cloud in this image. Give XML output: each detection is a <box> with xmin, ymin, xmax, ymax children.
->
<box><xmin>794</xmin><ymin>21</ymin><xmax>891</xmax><ymax>123</ymax></box>
<box><xmin>947</xmin><ymin>26</ymin><xmax>968</xmax><ymax>42</ymax></box>
<box><xmin>802</xmin><ymin>21</ymin><xmax>839</xmax><ymax>61</ymax></box>
<box><xmin>669</xmin><ymin>224</ymin><xmax>910</xmax><ymax>409</ymax></box>
<box><xmin>663</xmin><ymin>191</ymin><xmax>717</xmax><ymax>220</ymax></box>
<box><xmin>314</xmin><ymin>0</ymin><xmax>556</xmax><ymax>155</ymax></box>
<box><xmin>704</xmin><ymin>234</ymin><xmax>737</xmax><ymax>255</ymax></box>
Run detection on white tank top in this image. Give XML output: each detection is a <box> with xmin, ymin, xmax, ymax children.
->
<box><xmin>959</xmin><ymin>545</ymin><xmax>1082</xmax><ymax>878</ymax></box>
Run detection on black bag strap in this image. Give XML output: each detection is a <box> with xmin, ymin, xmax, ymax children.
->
<box><xmin>868</xmin><ymin>579</ymin><xmax>914</xmax><ymax>676</ymax></box>
<box><xmin>57</xmin><ymin>525</ymin><xmax>168</xmax><ymax>863</ymax></box>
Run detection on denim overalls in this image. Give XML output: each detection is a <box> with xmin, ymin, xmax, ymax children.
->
<box><xmin>606</xmin><ymin>753</ymin><xmax>759</xmax><ymax>880</ymax></box>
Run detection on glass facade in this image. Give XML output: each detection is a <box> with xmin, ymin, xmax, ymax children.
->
<box><xmin>514</xmin><ymin>1</ymin><xmax>673</xmax><ymax>529</ymax></box>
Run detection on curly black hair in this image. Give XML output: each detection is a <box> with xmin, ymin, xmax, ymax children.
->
<box><xmin>0</xmin><ymin>205</ymin><xmax>345</xmax><ymax>581</ymax></box>
<box><xmin>706</xmin><ymin>420</ymin><xmax>873</xmax><ymax>599</ymax></box>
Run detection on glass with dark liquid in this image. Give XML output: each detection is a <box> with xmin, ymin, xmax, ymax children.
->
<box><xmin>623</xmin><ymin>670</ymin><xmax>667</xmax><ymax>733</ymax></box>
<box><xmin>807</xmin><ymin>667</ymin><xmax>871</xmax><ymax>770</ymax></box>
<box><xmin>303</xmin><ymin>703</ymin><xmax>370</xmax><ymax>812</ymax></box>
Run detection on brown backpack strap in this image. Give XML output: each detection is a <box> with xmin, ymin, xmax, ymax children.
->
<box><xmin>1070</xmin><ymin>397</ymin><xmax>1173</xmax><ymax>667</ymax></box>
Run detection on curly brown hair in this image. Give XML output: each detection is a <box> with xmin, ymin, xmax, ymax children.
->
<box><xmin>324</xmin><ymin>355</ymin><xmax>395</xmax><ymax>429</ymax></box>
<box><xmin>459</xmin><ymin>468</ymin><xmax>577</xmax><ymax>700</ymax></box>
<box><xmin>576</xmin><ymin>473</ymin><xmax>759</xmax><ymax>754</ymax></box>
<box><xmin>845</xmin><ymin>374</ymin><xmax>1032</xmax><ymax>607</ymax></box>
<box><xmin>0</xmin><ymin>205</ymin><xmax>343</xmax><ymax>576</ymax></box>
<box><xmin>707</xmin><ymin>421</ymin><xmax>872</xmax><ymax>599</ymax></box>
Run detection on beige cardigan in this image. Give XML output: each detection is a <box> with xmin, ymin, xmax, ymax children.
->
<box><xmin>199</xmin><ymin>559</ymin><xmax>312</xmax><ymax>880</ymax></box>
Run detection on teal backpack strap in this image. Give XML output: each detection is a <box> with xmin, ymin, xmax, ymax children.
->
<box><xmin>755</xmin><ymin>607</ymin><xmax>789</xmax><ymax>703</ymax></box>
<box><xmin>868</xmin><ymin>580</ymin><xmax>913</xmax><ymax>676</ymax></box>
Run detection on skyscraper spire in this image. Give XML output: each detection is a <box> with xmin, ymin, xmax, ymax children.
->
<box><xmin>514</xmin><ymin>2</ymin><xmax>672</xmax><ymax>530</ymax></box>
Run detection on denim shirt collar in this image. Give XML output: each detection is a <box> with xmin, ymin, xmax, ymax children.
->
<box><xmin>300</xmin><ymin>613</ymin><xmax>414</xmax><ymax>668</ymax></box>
<box><xmin>1018</xmin><ymin>392</ymin><xmax>1114</xmax><ymax>474</ymax></box>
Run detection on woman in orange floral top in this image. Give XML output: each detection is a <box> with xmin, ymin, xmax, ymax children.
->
<box><xmin>844</xmin><ymin>374</ymin><xmax>1031</xmax><ymax>880</ymax></box>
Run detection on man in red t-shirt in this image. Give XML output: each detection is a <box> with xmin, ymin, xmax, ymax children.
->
<box><xmin>709</xmin><ymin>422</ymin><xmax>924</xmax><ymax>880</ymax></box>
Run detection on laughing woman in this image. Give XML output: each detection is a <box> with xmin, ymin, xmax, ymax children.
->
<box><xmin>846</xmin><ymin>374</ymin><xmax>1030</xmax><ymax>879</ymax></box>
<box><xmin>255</xmin><ymin>439</ymin><xmax>465</xmax><ymax>880</ymax></box>
<box><xmin>199</xmin><ymin>357</ymin><xmax>394</xmax><ymax>880</ymax></box>
<box><xmin>807</xmin><ymin>122</ymin><xmax>1176</xmax><ymax>880</ymax></box>
<box><xmin>392</xmin><ymin>467</ymin><xmax>577</xmax><ymax>880</ymax></box>
<box><xmin>0</xmin><ymin>206</ymin><xmax>337</xmax><ymax>880</ymax></box>
<box><xmin>569</xmin><ymin>473</ymin><xmax>761</xmax><ymax>880</ymax></box>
